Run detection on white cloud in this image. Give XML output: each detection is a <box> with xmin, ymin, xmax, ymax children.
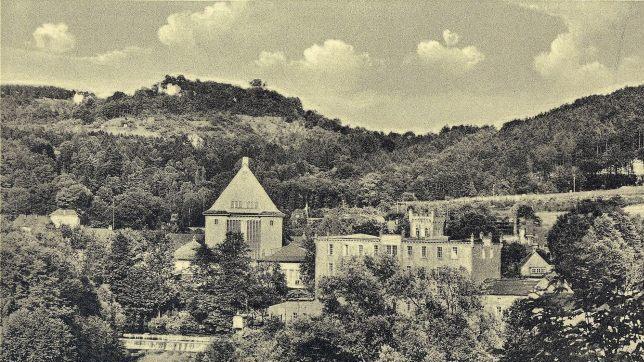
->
<box><xmin>297</xmin><ymin>39</ymin><xmax>372</xmax><ymax>73</ymax></box>
<box><xmin>255</xmin><ymin>51</ymin><xmax>287</xmax><ymax>68</ymax></box>
<box><xmin>32</xmin><ymin>23</ymin><xmax>76</xmax><ymax>53</ymax></box>
<box><xmin>442</xmin><ymin>29</ymin><xmax>460</xmax><ymax>47</ymax></box>
<box><xmin>158</xmin><ymin>2</ymin><xmax>245</xmax><ymax>47</ymax></box>
<box><xmin>80</xmin><ymin>46</ymin><xmax>147</xmax><ymax>65</ymax></box>
<box><xmin>253</xmin><ymin>40</ymin><xmax>373</xmax><ymax>93</ymax></box>
<box><xmin>519</xmin><ymin>2</ymin><xmax>643</xmax><ymax>88</ymax></box>
<box><xmin>417</xmin><ymin>30</ymin><xmax>484</xmax><ymax>74</ymax></box>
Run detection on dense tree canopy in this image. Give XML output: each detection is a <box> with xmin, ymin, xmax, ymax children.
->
<box><xmin>503</xmin><ymin>199</ymin><xmax>643</xmax><ymax>361</ymax></box>
<box><xmin>0</xmin><ymin>223</ymin><xmax>126</xmax><ymax>361</ymax></box>
<box><xmin>2</xmin><ymin>79</ymin><xmax>642</xmax><ymax>231</ymax></box>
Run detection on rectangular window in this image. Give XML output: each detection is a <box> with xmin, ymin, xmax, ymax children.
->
<box><xmin>407</xmin><ymin>245</ymin><xmax>413</xmax><ymax>257</ymax></box>
<box><xmin>328</xmin><ymin>262</ymin><xmax>334</xmax><ymax>275</ymax></box>
<box><xmin>344</xmin><ymin>244</ymin><xmax>349</xmax><ymax>256</ymax></box>
<box><xmin>246</xmin><ymin>220</ymin><xmax>261</xmax><ymax>244</ymax></box>
<box><xmin>406</xmin><ymin>265</ymin><xmax>412</xmax><ymax>271</ymax></box>
<box><xmin>270</xmin><ymin>220</ymin><xmax>274</xmax><ymax>226</ymax></box>
<box><xmin>452</xmin><ymin>246</ymin><xmax>458</xmax><ymax>259</ymax></box>
<box><xmin>388</xmin><ymin>245</ymin><xmax>397</xmax><ymax>256</ymax></box>
<box><xmin>437</xmin><ymin>246</ymin><xmax>443</xmax><ymax>259</ymax></box>
<box><xmin>531</xmin><ymin>267</ymin><xmax>546</xmax><ymax>274</ymax></box>
<box><xmin>358</xmin><ymin>245</ymin><xmax>364</xmax><ymax>255</ymax></box>
<box><xmin>226</xmin><ymin>219</ymin><xmax>241</xmax><ymax>233</ymax></box>
<box><xmin>373</xmin><ymin>245</ymin><xmax>379</xmax><ymax>254</ymax></box>
<box><xmin>214</xmin><ymin>219</ymin><xmax>218</xmax><ymax>225</ymax></box>
<box><xmin>421</xmin><ymin>246</ymin><xmax>427</xmax><ymax>258</ymax></box>
<box><xmin>328</xmin><ymin>244</ymin><xmax>334</xmax><ymax>256</ymax></box>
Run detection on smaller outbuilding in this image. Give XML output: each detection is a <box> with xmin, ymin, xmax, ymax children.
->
<box><xmin>518</xmin><ymin>250</ymin><xmax>553</xmax><ymax>278</ymax></box>
<box><xmin>49</xmin><ymin>209</ymin><xmax>80</xmax><ymax>228</ymax></box>
<box><xmin>172</xmin><ymin>234</ymin><xmax>206</xmax><ymax>273</ymax></box>
<box><xmin>257</xmin><ymin>243</ymin><xmax>307</xmax><ymax>289</ymax></box>
<box><xmin>267</xmin><ymin>299</ymin><xmax>323</xmax><ymax>323</ymax></box>
<box><xmin>481</xmin><ymin>278</ymin><xmax>548</xmax><ymax>318</ymax></box>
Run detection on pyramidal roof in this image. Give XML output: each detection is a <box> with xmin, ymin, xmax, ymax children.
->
<box><xmin>204</xmin><ymin>157</ymin><xmax>284</xmax><ymax>217</ymax></box>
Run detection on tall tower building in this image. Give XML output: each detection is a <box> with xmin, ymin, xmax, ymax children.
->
<box><xmin>203</xmin><ymin>157</ymin><xmax>284</xmax><ymax>259</ymax></box>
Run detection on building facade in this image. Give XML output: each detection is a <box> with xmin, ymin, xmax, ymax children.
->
<box><xmin>203</xmin><ymin>157</ymin><xmax>285</xmax><ymax>259</ymax></box>
<box><xmin>49</xmin><ymin>209</ymin><xmax>81</xmax><ymax>228</ymax></box>
<box><xmin>519</xmin><ymin>250</ymin><xmax>553</xmax><ymax>278</ymax></box>
<box><xmin>257</xmin><ymin>243</ymin><xmax>307</xmax><ymax>289</ymax></box>
<box><xmin>314</xmin><ymin>212</ymin><xmax>501</xmax><ymax>284</ymax></box>
<box><xmin>481</xmin><ymin>278</ymin><xmax>547</xmax><ymax>318</ymax></box>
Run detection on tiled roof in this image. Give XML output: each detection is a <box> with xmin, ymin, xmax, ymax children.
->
<box><xmin>50</xmin><ymin>209</ymin><xmax>79</xmax><ymax>217</ymax></box>
<box><xmin>203</xmin><ymin>157</ymin><xmax>284</xmax><ymax>217</ymax></box>
<box><xmin>258</xmin><ymin>243</ymin><xmax>307</xmax><ymax>263</ymax></box>
<box><xmin>483</xmin><ymin>278</ymin><xmax>543</xmax><ymax>296</ymax></box>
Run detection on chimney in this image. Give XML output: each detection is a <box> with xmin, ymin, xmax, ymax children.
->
<box><xmin>241</xmin><ymin>157</ymin><xmax>250</xmax><ymax>168</ymax></box>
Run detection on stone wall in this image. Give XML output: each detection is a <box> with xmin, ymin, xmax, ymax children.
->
<box><xmin>120</xmin><ymin>334</ymin><xmax>213</xmax><ymax>353</ymax></box>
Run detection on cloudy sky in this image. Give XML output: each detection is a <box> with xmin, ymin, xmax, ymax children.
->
<box><xmin>2</xmin><ymin>1</ymin><xmax>643</xmax><ymax>133</ymax></box>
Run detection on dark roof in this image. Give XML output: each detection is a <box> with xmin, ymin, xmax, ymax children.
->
<box><xmin>483</xmin><ymin>278</ymin><xmax>543</xmax><ymax>296</ymax></box>
<box><xmin>258</xmin><ymin>243</ymin><xmax>306</xmax><ymax>263</ymax></box>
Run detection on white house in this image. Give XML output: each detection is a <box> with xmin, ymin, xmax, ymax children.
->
<box><xmin>49</xmin><ymin>209</ymin><xmax>80</xmax><ymax>228</ymax></box>
<box><xmin>519</xmin><ymin>250</ymin><xmax>553</xmax><ymax>278</ymax></box>
<box><xmin>257</xmin><ymin>242</ymin><xmax>307</xmax><ymax>289</ymax></box>
<box><xmin>202</xmin><ymin>157</ymin><xmax>285</xmax><ymax>260</ymax></box>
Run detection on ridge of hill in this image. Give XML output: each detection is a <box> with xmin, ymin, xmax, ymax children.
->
<box><xmin>1</xmin><ymin>76</ymin><xmax>642</xmax><ymax>230</ymax></box>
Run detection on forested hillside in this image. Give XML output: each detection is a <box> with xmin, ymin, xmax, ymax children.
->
<box><xmin>1</xmin><ymin>76</ymin><xmax>642</xmax><ymax>230</ymax></box>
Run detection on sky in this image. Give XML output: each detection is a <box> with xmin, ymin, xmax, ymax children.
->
<box><xmin>1</xmin><ymin>1</ymin><xmax>643</xmax><ymax>133</ymax></box>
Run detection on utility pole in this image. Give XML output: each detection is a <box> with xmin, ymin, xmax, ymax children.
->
<box><xmin>572</xmin><ymin>172</ymin><xmax>577</xmax><ymax>193</ymax></box>
<box><xmin>112</xmin><ymin>198</ymin><xmax>115</xmax><ymax>230</ymax></box>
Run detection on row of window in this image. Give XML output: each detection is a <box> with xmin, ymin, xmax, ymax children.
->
<box><xmin>414</xmin><ymin>227</ymin><xmax>436</xmax><ymax>238</ymax></box>
<box><xmin>328</xmin><ymin>243</ymin><xmax>459</xmax><ymax>259</ymax></box>
<box><xmin>217</xmin><ymin>219</ymin><xmax>274</xmax><ymax>226</ymax></box>
<box><xmin>230</xmin><ymin>200</ymin><xmax>259</xmax><ymax>209</ymax></box>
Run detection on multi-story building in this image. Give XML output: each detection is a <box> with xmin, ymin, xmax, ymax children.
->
<box><xmin>314</xmin><ymin>210</ymin><xmax>501</xmax><ymax>284</ymax></box>
<box><xmin>202</xmin><ymin>157</ymin><xmax>285</xmax><ymax>259</ymax></box>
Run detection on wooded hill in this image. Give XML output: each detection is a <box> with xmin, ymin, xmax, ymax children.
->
<box><xmin>1</xmin><ymin>76</ymin><xmax>642</xmax><ymax>230</ymax></box>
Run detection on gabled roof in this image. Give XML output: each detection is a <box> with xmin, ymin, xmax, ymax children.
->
<box><xmin>483</xmin><ymin>278</ymin><xmax>544</xmax><ymax>296</ymax></box>
<box><xmin>518</xmin><ymin>250</ymin><xmax>551</xmax><ymax>269</ymax></box>
<box><xmin>203</xmin><ymin>157</ymin><xmax>284</xmax><ymax>217</ymax></box>
<box><xmin>50</xmin><ymin>209</ymin><xmax>79</xmax><ymax>217</ymax></box>
<box><xmin>258</xmin><ymin>243</ymin><xmax>307</xmax><ymax>263</ymax></box>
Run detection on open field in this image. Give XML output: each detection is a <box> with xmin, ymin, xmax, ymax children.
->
<box><xmin>395</xmin><ymin>186</ymin><xmax>644</xmax><ymax>214</ymax></box>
